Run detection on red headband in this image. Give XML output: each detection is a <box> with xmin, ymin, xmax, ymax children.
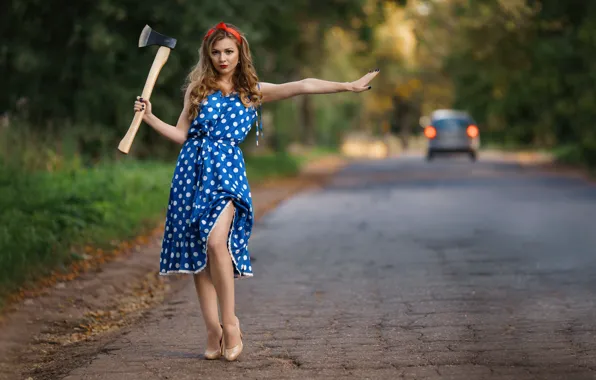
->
<box><xmin>204</xmin><ymin>22</ymin><xmax>242</xmax><ymax>44</ymax></box>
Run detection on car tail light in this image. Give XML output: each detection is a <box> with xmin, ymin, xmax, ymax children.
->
<box><xmin>466</xmin><ymin>125</ymin><xmax>479</xmax><ymax>138</ymax></box>
<box><xmin>424</xmin><ymin>126</ymin><xmax>437</xmax><ymax>139</ymax></box>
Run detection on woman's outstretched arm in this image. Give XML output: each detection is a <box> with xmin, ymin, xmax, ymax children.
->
<box><xmin>259</xmin><ymin>69</ymin><xmax>380</xmax><ymax>103</ymax></box>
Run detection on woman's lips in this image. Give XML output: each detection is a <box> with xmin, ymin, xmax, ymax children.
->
<box><xmin>220</xmin><ymin>64</ymin><xmax>228</xmax><ymax>69</ymax></box>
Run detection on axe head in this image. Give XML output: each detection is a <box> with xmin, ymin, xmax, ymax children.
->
<box><xmin>139</xmin><ymin>25</ymin><xmax>177</xmax><ymax>49</ymax></box>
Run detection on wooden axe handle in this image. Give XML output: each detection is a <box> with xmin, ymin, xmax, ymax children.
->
<box><xmin>118</xmin><ymin>46</ymin><xmax>171</xmax><ymax>154</ymax></box>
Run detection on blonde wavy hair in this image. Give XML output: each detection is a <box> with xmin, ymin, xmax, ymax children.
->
<box><xmin>184</xmin><ymin>23</ymin><xmax>262</xmax><ymax>121</ymax></box>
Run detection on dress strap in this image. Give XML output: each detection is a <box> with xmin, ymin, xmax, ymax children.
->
<box><xmin>256</xmin><ymin>82</ymin><xmax>263</xmax><ymax>146</ymax></box>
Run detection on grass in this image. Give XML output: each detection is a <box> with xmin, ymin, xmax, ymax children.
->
<box><xmin>0</xmin><ymin>153</ymin><xmax>304</xmax><ymax>306</ymax></box>
<box><xmin>245</xmin><ymin>153</ymin><xmax>302</xmax><ymax>182</ymax></box>
<box><xmin>481</xmin><ymin>139</ymin><xmax>596</xmax><ymax>167</ymax></box>
<box><xmin>551</xmin><ymin>144</ymin><xmax>584</xmax><ymax>166</ymax></box>
<box><xmin>551</xmin><ymin>142</ymin><xmax>596</xmax><ymax>175</ymax></box>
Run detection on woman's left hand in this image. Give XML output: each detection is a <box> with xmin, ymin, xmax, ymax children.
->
<box><xmin>349</xmin><ymin>69</ymin><xmax>380</xmax><ymax>92</ymax></box>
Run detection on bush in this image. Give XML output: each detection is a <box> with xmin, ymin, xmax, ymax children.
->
<box><xmin>0</xmin><ymin>153</ymin><xmax>303</xmax><ymax>302</ymax></box>
<box><xmin>552</xmin><ymin>138</ymin><xmax>596</xmax><ymax>172</ymax></box>
<box><xmin>580</xmin><ymin>138</ymin><xmax>596</xmax><ymax>169</ymax></box>
<box><xmin>0</xmin><ymin>161</ymin><xmax>173</xmax><ymax>296</ymax></box>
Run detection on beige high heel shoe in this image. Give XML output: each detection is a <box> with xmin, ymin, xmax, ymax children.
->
<box><xmin>223</xmin><ymin>322</ymin><xmax>243</xmax><ymax>362</ymax></box>
<box><xmin>204</xmin><ymin>325</ymin><xmax>224</xmax><ymax>360</ymax></box>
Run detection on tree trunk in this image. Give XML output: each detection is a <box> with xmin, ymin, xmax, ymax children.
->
<box><xmin>300</xmin><ymin>95</ymin><xmax>316</xmax><ymax>146</ymax></box>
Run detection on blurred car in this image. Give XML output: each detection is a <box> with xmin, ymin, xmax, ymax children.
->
<box><xmin>421</xmin><ymin>109</ymin><xmax>480</xmax><ymax>161</ymax></box>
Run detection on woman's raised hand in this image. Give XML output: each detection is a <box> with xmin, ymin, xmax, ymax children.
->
<box><xmin>350</xmin><ymin>69</ymin><xmax>380</xmax><ymax>93</ymax></box>
<box><xmin>134</xmin><ymin>96</ymin><xmax>153</xmax><ymax>121</ymax></box>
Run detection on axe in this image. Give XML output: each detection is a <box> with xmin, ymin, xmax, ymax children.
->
<box><xmin>118</xmin><ymin>25</ymin><xmax>177</xmax><ymax>154</ymax></box>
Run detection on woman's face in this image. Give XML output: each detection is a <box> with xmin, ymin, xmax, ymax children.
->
<box><xmin>210</xmin><ymin>37</ymin><xmax>239</xmax><ymax>76</ymax></box>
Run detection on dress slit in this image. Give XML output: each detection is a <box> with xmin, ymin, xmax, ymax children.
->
<box><xmin>203</xmin><ymin>199</ymin><xmax>242</xmax><ymax>276</ymax></box>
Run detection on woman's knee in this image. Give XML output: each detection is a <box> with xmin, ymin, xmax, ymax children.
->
<box><xmin>207</xmin><ymin>237</ymin><xmax>228</xmax><ymax>260</ymax></box>
<box><xmin>206</xmin><ymin>202</ymin><xmax>234</xmax><ymax>260</ymax></box>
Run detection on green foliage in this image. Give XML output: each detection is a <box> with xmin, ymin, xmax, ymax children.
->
<box><xmin>0</xmin><ymin>153</ymin><xmax>302</xmax><ymax>299</ymax></box>
<box><xmin>1</xmin><ymin>0</ymin><xmax>373</xmax><ymax>158</ymax></box>
<box><xmin>413</xmin><ymin>0</ymin><xmax>596</xmax><ymax>169</ymax></box>
<box><xmin>0</xmin><ymin>0</ymin><xmax>390</xmax><ymax>304</ymax></box>
<box><xmin>0</xmin><ymin>160</ymin><xmax>171</xmax><ymax>296</ymax></box>
<box><xmin>244</xmin><ymin>153</ymin><xmax>301</xmax><ymax>182</ymax></box>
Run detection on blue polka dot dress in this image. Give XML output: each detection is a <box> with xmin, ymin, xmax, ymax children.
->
<box><xmin>159</xmin><ymin>89</ymin><xmax>261</xmax><ymax>278</ymax></box>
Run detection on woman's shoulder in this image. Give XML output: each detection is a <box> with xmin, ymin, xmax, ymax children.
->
<box><xmin>185</xmin><ymin>81</ymin><xmax>221</xmax><ymax>101</ymax></box>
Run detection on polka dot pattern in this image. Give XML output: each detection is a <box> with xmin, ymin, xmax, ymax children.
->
<box><xmin>159</xmin><ymin>90</ymin><xmax>257</xmax><ymax>278</ymax></box>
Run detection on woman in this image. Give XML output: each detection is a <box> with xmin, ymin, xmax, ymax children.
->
<box><xmin>133</xmin><ymin>22</ymin><xmax>379</xmax><ymax>361</ymax></box>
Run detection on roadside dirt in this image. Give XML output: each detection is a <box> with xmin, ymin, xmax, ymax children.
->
<box><xmin>0</xmin><ymin>155</ymin><xmax>347</xmax><ymax>380</ymax></box>
<box><xmin>481</xmin><ymin>149</ymin><xmax>595</xmax><ymax>182</ymax></box>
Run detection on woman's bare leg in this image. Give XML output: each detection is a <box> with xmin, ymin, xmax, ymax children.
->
<box><xmin>207</xmin><ymin>202</ymin><xmax>241</xmax><ymax>349</ymax></box>
<box><xmin>193</xmin><ymin>263</ymin><xmax>222</xmax><ymax>353</ymax></box>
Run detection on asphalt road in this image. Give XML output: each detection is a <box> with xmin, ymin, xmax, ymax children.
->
<box><xmin>59</xmin><ymin>154</ymin><xmax>596</xmax><ymax>380</ymax></box>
